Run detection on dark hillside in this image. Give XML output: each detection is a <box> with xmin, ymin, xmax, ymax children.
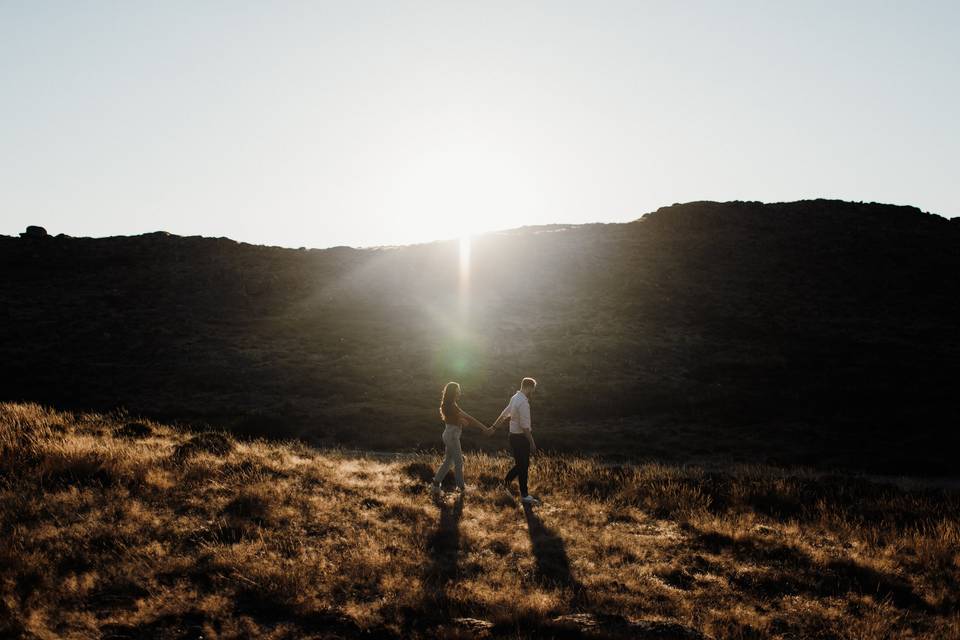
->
<box><xmin>2</xmin><ymin>200</ymin><xmax>958</xmax><ymax>472</ymax></box>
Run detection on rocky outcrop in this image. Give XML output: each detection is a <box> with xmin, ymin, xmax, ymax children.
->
<box><xmin>552</xmin><ymin>613</ymin><xmax>709</xmax><ymax>639</ymax></box>
<box><xmin>446</xmin><ymin>613</ymin><xmax>710</xmax><ymax>638</ymax></box>
<box><xmin>19</xmin><ymin>225</ymin><xmax>47</xmax><ymax>238</ymax></box>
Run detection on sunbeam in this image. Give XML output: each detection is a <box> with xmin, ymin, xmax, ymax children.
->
<box><xmin>458</xmin><ymin>235</ymin><xmax>471</xmax><ymax>317</ymax></box>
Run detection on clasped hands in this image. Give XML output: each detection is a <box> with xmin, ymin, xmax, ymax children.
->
<box><xmin>483</xmin><ymin>418</ymin><xmax>506</xmax><ymax>437</ymax></box>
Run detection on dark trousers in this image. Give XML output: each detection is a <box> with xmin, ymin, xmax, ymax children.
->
<box><xmin>505</xmin><ymin>433</ymin><xmax>531</xmax><ymax>497</ymax></box>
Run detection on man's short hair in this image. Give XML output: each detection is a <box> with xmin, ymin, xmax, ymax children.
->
<box><xmin>520</xmin><ymin>377</ymin><xmax>537</xmax><ymax>390</ymax></box>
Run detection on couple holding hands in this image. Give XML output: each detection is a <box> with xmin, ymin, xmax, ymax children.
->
<box><xmin>431</xmin><ymin>377</ymin><xmax>540</xmax><ymax>505</ymax></box>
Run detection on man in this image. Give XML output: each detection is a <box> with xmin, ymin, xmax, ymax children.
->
<box><xmin>490</xmin><ymin>377</ymin><xmax>540</xmax><ymax>505</ymax></box>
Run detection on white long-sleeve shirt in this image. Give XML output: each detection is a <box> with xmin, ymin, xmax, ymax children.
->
<box><xmin>498</xmin><ymin>390</ymin><xmax>531</xmax><ymax>434</ymax></box>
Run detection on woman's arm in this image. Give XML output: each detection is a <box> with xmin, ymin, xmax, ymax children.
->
<box><xmin>458</xmin><ymin>410</ymin><xmax>488</xmax><ymax>431</ymax></box>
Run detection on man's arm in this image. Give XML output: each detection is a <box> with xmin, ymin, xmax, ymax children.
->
<box><xmin>525</xmin><ymin>428</ymin><xmax>536</xmax><ymax>453</ymax></box>
<box><xmin>518</xmin><ymin>400</ymin><xmax>536</xmax><ymax>453</ymax></box>
<box><xmin>490</xmin><ymin>401</ymin><xmax>512</xmax><ymax>430</ymax></box>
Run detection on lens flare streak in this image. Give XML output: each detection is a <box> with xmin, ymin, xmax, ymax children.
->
<box><xmin>458</xmin><ymin>236</ymin><xmax>471</xmax><ymax>315</ymax></box>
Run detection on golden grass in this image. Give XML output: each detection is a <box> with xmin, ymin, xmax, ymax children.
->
<box><xmin>1</xmin><ymin>402</ymin><xmax>958</xmax><ymax>639</ymax></box>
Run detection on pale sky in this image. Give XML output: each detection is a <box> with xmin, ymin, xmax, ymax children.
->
<box><xmin>1</xmin><ymin>1</ymin><xmax>957</xmax><ymax>248</ymax></box>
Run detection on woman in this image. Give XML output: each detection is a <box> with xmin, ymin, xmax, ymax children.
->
<box><xmin>431</xmin><ymin>381</ymin><xmax>490</xmax><ymax>497</ymax></box>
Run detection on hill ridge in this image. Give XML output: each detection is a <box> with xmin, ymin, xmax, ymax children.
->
<box><xmin>6</xmin><ymin>198</ymin><xmax>954</xmax><ymax>250</ymax></box>
<box><xmin>2</xmin><ymin>199</ymin><xmax>958</xmax><ymax>473</ymax></box>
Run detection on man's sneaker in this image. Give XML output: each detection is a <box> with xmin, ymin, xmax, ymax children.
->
<box><xmin>521</xmin><ymin>495</ymin><xmax>541</xmax><ymax>506</ymax></box>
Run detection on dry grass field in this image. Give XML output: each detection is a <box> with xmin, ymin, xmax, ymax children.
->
<box><xmin>2</xmin><ymin>402</ymin><xmax>958</xmax><ymax>639</ymax></box>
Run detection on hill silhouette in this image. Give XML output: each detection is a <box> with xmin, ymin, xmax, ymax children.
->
<box><xmin>2</xmin><ymin>200</ymin><xmax>958</xmax><ymax>473</ymax></box>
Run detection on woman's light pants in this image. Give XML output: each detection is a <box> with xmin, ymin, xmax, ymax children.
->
<box><xmin>433</xmin><ymin>423</ymin><xmax>464</xmax><ymax>489</ymax></box>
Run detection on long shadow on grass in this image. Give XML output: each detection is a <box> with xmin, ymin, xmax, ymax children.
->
<box><xmin>693</xmin><ymin>528</ymin><xmax>932</xmax><ymax>612</ymax></box>
<box><xmin>522</xmin><ymin>502</ymin><xmax>588</xmax><ymax>607</ymax></box>
<box><xmin>409</xmin><ymin>492</ymin><xmax>464</xmax><ymax>628</ymax></box>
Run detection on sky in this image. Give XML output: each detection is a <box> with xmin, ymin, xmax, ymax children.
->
<box><xmin>1</xmin><ymin>1</ymin><xmax>957</xmax><ymax>248</ymax></box>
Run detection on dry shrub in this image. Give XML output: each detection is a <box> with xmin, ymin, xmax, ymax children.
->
<box><xmin>223</xmin><ymin>484</ymin><xmax>277</xmax><ymax>524</ymax></box>
<box><xmin>174</xmin><ymin>431</ymin><xmax>234</xmax><ymax>459</ymax></box>
<box><xmin>39</xmin><ymin>448</ymin><xmax>118</xmax><ymax>487</ymax></box>
<box><xmin>115</xmin><ymin>421</ymin><xmax>152</xmax><ymax>438</ymax></box>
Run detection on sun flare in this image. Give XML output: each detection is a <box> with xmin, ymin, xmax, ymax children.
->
<box><xmin>458</xmin><ymin>235</ymin><xmax>471</xmax><ymax>314</ymax></box>
<box><xmin>380</xmin><ymin>129</ymin><xmax>540</xmax><ymax>244</ymax></box>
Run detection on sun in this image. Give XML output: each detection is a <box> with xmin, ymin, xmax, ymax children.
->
<box><xmin>380</xmin><ymin>130</ymin><xmax>539</xmax><ymax>244</ymax></box>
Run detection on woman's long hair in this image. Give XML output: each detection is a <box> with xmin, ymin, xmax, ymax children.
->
<box><xmin>439</xmin><ymin>381</ymin><xmax>461</xmax><ymax>424</ymax></box>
